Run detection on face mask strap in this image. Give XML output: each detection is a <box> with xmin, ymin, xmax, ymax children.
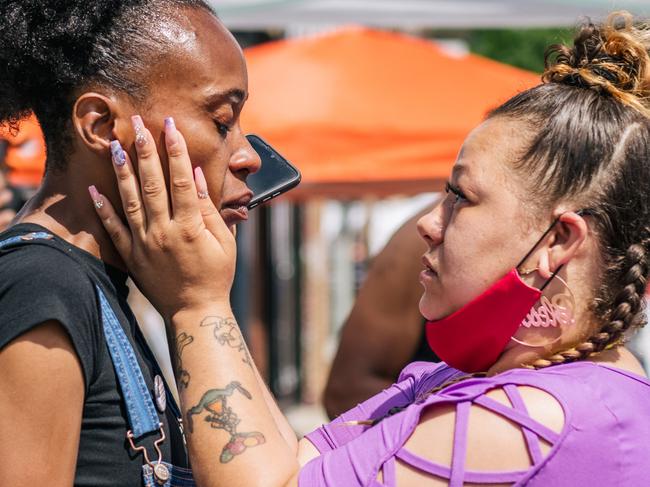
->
<box><xmin>516</xmin><ymin>216</ymin><xmax>561</xmax><ymax>270</ymax></box>
<box><xmin>516</xmin><ymin>208</ymin><xmax>592</xmax><ymax>292</ymax></box>
<box><xmin>540</xmin><ymin>264</ymin><xmax>563</xmax><ymax>292</ymax></box>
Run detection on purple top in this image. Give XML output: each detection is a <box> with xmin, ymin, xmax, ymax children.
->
<box><xmin>300</xmin><ymin>361</ymin><xmax>650</xmax><ymax>486</ymax></box>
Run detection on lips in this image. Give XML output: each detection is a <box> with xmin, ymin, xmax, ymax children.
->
<box><xmin>220</xmin><ymin>191</ymin><xmax>252</xmax><ymax>227</ymax></box>
<box><xmin>421</xmin><ymin>255</ymin><xmax>438</xmax><ymax>275</ymax></box>
<box><xmin>420</xmin><ymin>255</ymin><xmax>438</xmax><ymax>286</ymax></box>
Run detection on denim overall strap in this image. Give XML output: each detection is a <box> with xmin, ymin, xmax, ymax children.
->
<box><xmin>134</xmin><ymin>326</ymin><xmax>185</xmax><ymax>425</ymax></box>
<box><xmin>97</xmin><ymin>287</ymin><xmax>161</xmax><ymax>438</ymax></box>
<box><xmin>0</xmin><ymin>231</ymin><xmax>54</xmax><ymax>249</ymax></box>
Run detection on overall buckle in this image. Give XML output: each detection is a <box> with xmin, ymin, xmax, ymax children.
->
<box><xmin>127</xmin><ymin>423</ymin><xmax>169</xmax><ymax>484</ymax></box>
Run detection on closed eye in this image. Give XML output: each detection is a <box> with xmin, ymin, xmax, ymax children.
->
<box><xmin>445</xmin><ymin>181</ymin><xmax>467</xmax><ymax>204</ymax></box>
<box><xmin>214</xmin><ymin>121</ymin><xmax>231</xmax><ymax>138</ymax></box>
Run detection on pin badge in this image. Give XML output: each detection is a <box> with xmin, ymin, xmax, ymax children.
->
<box><xmin>154</xmin><ymin>375</ymin><xmax>166</xmax><ymax>413</ymax></box>
<box><xmin>153</xmin><ymin>462</ymin><xmax>170</xmax><ymax>483</ymax></box>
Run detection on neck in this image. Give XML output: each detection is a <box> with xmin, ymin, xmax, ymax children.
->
<box><xmin>487</xmin><ymin>337</ymin><xmax>647</xmax><ymax>377</ymax></box>
<box><xmin>487</xmin><ymin>343</ymin><xmax>550</xmax><ymax>375</ymax></box>
<box><xmin>16</xmin><ymin>165</ymin><xmax>126</xmax><ymax>271</ymax></box>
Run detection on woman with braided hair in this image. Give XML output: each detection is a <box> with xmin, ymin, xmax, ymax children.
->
<box><xmin>89</xmin><ymin>11</ymin><xmax>650</xmax><ymax>486</ymax></box>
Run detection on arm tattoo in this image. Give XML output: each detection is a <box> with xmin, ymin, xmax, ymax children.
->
<box><xmin>200</xmin><ymin>316</ymin><xmax>252</xmax><ymax>368</ymax></box>
<box><xmin>174</xmin><ymin>332</ymin><xmax>194</xmax><ymax>389</ymax></box>
<box><xmin>186</xmin><ymin>381</ymin><xmax>266</xmax><ymax>463</ymax></box>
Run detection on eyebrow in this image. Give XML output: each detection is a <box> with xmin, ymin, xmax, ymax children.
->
<box><xmin>451</xmin><ymin>163</ymin><xmax>469</xmax><ymax>179</ymax></box>
<box><xmin>204</xmin><ymin>88</ymin><xmax>247</xmax><ymax>110</ymax></box>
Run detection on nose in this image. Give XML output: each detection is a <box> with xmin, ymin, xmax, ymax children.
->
<box><xmin>229</xmin><ymin>136</ymin><xmax>261</xmax><ymax>177</ymax></box>
<box><xmin>417</xmin><ymin>203</ymin><xmax>444</xmax><ymax>248</ymax></box>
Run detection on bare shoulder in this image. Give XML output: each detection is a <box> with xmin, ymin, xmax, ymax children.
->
<box><xmin>0</xmin><ymin>321</ymin><xmax>85</xmax><ymax>486</ymax></box>
<box><xmin>387</xmin><ymin>384</ymin><xmax>565</xmax><ymax>486</ymax></box>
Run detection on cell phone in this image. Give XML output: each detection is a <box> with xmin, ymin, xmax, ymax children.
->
<box><xmin>246</xmin><ymin>134</ymin><xmax>301</xmax><ymax>209</ymax></box>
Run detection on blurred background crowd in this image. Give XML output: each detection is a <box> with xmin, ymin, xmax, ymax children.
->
<box><xmin>3</xmin><ymin>0</ymin><xmax>650</xmax><ymax>435</ymax></box>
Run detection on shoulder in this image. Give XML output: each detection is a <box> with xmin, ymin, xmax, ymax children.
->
<box><xmin>398</xmin><ymin>363</ymin><xmax>630</xmax><ymax>485</ymax></box>
<box><xmin>0</xmin><ymin>240</ymin><xmax>96</xmax><ymax>307</ymax></box>
<box><xmin>0</xmin><ymin>239</ymin><xmax>100</xmax><ymax>387</ymax></box>
<box><xmin>0</xmin><ymin>236</ymin><xmax>88</xmax><ymax>280</ymax></box>
<box><xmin>0</xmin><ymin>240</ymin><xmax>98</xmax><ymax>325</ymax></box>
<box><xmin>0</xmin><ymin>320</ymin><xmax>85</xmax><ymax>485</ymax></box>
<box><xmin>397</xmin><ymin>372</ymin><xmax>567</xmax><ymax>485</ymax></box>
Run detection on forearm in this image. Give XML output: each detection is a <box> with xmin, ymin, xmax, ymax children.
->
<box><xmin>94</xmin><ymin>119</ymin><xmax>301</xmax><ymax>486</ymax></box>
<box><xmin>252</xmin><ymin>359</ymin><xmax>299</xmax><ymax>453</ymax></box>
<box><xmin>170</xmin><ymin>304</ymin><xmax>299</xmax><ymax>487</ymax></box>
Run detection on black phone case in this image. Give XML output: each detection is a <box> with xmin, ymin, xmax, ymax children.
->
<box><xmin>246</xmin><ymin>135</ymin><xmax>301</xmax><ymax>209</ymax></box>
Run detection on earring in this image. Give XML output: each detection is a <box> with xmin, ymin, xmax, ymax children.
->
<box><xmin>511</xmin><ymin>269</ymin><xmax>576</xmax><ymax>347</ymax></box>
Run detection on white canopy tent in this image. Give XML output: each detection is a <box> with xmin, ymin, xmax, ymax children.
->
<box><xmin>215</xmin><ymin>0</ymin><xmax>650</xmax><ymax>30</ymax></box>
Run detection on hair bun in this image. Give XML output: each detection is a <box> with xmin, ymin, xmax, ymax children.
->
<box><xmin>543</xmin><ymin>11</ymin><xmax>650</xmax><ymax>114</ymax></box>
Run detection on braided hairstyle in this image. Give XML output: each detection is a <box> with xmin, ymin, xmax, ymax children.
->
<box><xmin>0</xmin><ymin>0</ymin><xmax>215</xmax><ymax>172</ymax></box>
<box><xmin>489</xmin><ymin>11</ymin><xmax>650</xmax><ymax>369</ymax></box>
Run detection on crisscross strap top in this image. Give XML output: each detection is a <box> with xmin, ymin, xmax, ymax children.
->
<box><xmin>301</xmin><ymin>361</ymin><xmax>650</xmax><ymax>486</ymax></box>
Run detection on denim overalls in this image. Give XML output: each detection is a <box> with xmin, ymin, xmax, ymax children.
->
<box><xmin>0</xmin><ymin>231</ymin><xmax>196</xmax><ymax>486</ymax></box>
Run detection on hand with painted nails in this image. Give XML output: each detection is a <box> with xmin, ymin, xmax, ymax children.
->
<box><xmin>90</xmin><ymin>115</ymin><xmax>236</xmax><ymax>320</ymax></box>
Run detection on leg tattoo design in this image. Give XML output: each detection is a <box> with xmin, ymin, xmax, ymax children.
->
<box><xmin>186</xmin><ymin>381</ymin><xmax>266</xmax><ymax>463</ymax></box>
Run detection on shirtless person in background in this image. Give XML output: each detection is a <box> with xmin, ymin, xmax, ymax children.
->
<box><xmin>324</xmin><ymin>207</ymin><xmax>439</xmax><ymax>418</ymax></box>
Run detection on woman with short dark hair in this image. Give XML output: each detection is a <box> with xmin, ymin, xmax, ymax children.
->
<box><xmin>0</xmin><ymin>1</ymin><xmax>261</xmax><ymax>485</ymax></box>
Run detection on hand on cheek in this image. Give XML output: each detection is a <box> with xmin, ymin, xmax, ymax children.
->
<box><xmin>88</xmin><ymin>115</ymin><xmax>236</xmax><ymax>319</ymax></box>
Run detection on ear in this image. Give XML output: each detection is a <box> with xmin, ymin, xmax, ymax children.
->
<box><xmin>72</xmin><ymin>92</ymin><xmax>121</xmax><ymax>154</ymax></box>
<box><xmin>537</xmin><ymin>211</ymin><xmax>588</xmax><ymax>279</ymax></box>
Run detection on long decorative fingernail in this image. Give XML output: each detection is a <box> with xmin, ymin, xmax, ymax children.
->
<box><xmin>110</xmin><ymin>140</ymin><xmax>126</xmax><ymax>166</ymax></box>
<box><xmin>164</xmin><ymin>116</ymin><xmax>178</xmax><ymax>145</ymax></box>
<box><xmin>194</xmin><ymin>167</ymin><xmax>209</xmax><ymax>199</ymax></box>
<box><xmin>132</xmin><ymin>115</ymin><xmax>147</xmax><ymax>147</ymax></box>
<box><xmin>88</xmin><ymin>185</ymin><xmax>104</xmax><ymax>209</ymax></box>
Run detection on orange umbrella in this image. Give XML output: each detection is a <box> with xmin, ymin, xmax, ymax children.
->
<box><xmin>242</xmin><ymin>27</ymin><xmax>540</xmax><ymax>197</ymax></box>
<box><xmin>0</xmin><ymin>114</ymin><xmax>46</xmax><ymax>188</ymax></box>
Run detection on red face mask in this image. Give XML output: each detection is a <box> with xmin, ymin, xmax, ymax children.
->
<box><xmin>424</xmin><ymin>212</ymin><xmax>587</xmax><ymax>373</ymax></box>
<box><xmin>425</xmin><ymin>269</ymin><xmax>542</xmax><ymax>372</ymax></box>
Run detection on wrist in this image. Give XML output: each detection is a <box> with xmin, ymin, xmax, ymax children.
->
<box><xmin>168</xmin><ymin>302</ymin><xmax>234</xmax><ymax>329</ymax></box>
